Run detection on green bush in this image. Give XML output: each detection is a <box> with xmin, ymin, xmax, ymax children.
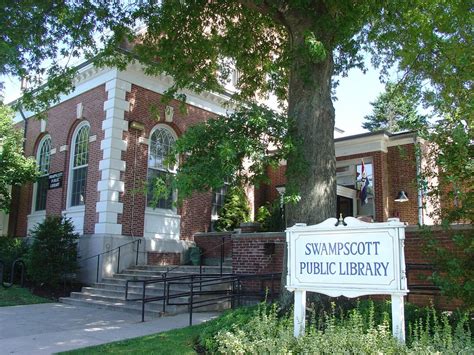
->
<box><xmin>215</xmin><ymin>186</ymin><xmax>250</xmax><ymax>231</ymax></box>
<box><xmin>199</xmin><ymin>305</ymin><xmax>259</xmax><ymax>353</ymax></box>
<box><xmin>201</xmin><ymin>301</ymin><xmax>473</xmax><ymax>354</ymax></box>
<box><xmin>256</xmin><ymin>200</ymin><xmax>285</xmax><ymax>232</ymax></box>
<box><xmin>0</xmin><ymin>236</ymin><xmax>28</xmax><ymax>281</ymax></box>
<box><xmin>26</xmin><ymin>216</ymin><xmax>79</xmax><ymax>287</ymax></box>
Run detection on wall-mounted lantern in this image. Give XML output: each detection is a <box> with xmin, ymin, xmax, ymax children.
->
<box><xmin>395</xmin><ymin>191</ymin><xmax>409</xmax><ymax>202</ymax></box>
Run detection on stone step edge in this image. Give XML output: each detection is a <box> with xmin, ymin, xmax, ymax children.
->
<box><xmin>59</xmin><ymin>297</ymin><xmax>169</xmax><ymax>317</ymax></box>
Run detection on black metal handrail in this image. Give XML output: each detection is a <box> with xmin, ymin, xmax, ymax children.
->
<box><xmin>0</xmin><ymin>258</ymin><xmax>26</xmax><ymax>289</ymax></box>
<box><xmin>160</xmin><ymin>235</ymin><xmax>232</xmax><ymax>279</ymax></box>
<box><xmin>125</xmin><ymin>272</ymin><xmax>281</xmax><ymax>324</ymax></box>
<box><xmin>79</xmin><ymin>238</ymin><xmax>142</xmax><ymax>283</ymax></box>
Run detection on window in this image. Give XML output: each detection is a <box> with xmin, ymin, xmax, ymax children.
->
<box><xmin>211</xmin><ymin>182</ymin><xmax>229</xmax><ymax>220</ymax></box>
<box><xmin>34</xmin><ymin>136</ymin><xmax>51</xmax><ymax>211</ymax></box>
<box><xmin>147</xmin><ymin>125</ymin><xmax>177</xmax><ymax>210</ymax></box>
<box><xmin>336</xmin><ymin>159</ymin><xmax>375</xmax><ymax>218</ymax></box>
<box><xmin>69</xmin><ymin>123</ymin><xmax>90</xmax><ymax>207</ymax></box>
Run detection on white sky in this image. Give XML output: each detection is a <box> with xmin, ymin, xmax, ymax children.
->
<box><xmin>2</xmin><ymin>63</ymin><xmax>385</xmax><ymax>137</ymax></box>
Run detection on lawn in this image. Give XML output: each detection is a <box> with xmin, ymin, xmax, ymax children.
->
<box><xmin>60</xmin><ymin>322</ymin><xmax>207</xmax><ymax>355</ymax></box>
<box><xmin>0</xmin><ymin>285</ymin><xmax>51</xmax><ymax>307</ymax></box>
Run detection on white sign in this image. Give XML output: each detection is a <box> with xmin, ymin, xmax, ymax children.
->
<box><xmin>286</xmin><ymin>217</ymin><xmax>408</xmax><ymax>342</ymax></box>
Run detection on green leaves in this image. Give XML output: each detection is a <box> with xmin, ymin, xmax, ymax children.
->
<box><xmin>303</xmin><ymin>31</ymin><xmax>327</xmax><ymax>63</ymax></box>
<box><xmin>214</xmin><ymin>186</ymin><xmax>250</xmax><ymax>231</ymax></box>
<box><xmin>171</xmin><ymin>104</ymin><xmax>295</xmax><ymax>202</ymax></box>
<box><xmin>362</xmin><ymin>81</ymin><xmax>428</xmax><ymax>133</ymax></box>
<box><xmin>0</xmin><ymin>104</ymin><xmax>38</xmax><ymax>212</ymax></box>
<box><xmin>27</xmin><ymin>215</ymin><xmax>79</xmax><ymax>288</ymax></box>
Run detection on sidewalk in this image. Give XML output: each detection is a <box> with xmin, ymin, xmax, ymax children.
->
<box><xmin>0</xmin><ymin>303</ymin><xmax>219</xmax><ymax>354</ymax></box>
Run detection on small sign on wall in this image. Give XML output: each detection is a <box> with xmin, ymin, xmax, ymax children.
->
<box><xmin>48</xmin><ymin>172</ymin><xmax>63</xmax><ymax>190</ymax></box>
<box><xmin>287</xmin><ymin>217</ymin><xmax>408</xmax><ymax>342</ymax></box>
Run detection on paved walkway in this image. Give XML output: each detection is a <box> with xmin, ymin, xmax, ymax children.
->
<box><xmin>0</xmin><ymin>303</ymin><xmax>219</xmax><ymax>354</ymax></box>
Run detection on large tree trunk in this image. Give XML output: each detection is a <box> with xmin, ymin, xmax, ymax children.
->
<box><xmin>279</xmin><ymin>26</ymin><xmax>337</xmax><ymax>309</ymax></box>
<box><xmin>285</xmin><ymin>38</ymin><xmax>337</xmax><ymax>226</ymax></box>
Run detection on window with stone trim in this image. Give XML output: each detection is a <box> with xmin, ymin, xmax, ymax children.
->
<box><xmin>70</xmin><ymin>123</ymin><xmax>90</xmax><ymax>207</ymax></box>
<box><xmin>211</xmin><ymin>181</ymin><xmax>229</xmax><ymax>220</ymax></box>
<box><xmin>147</xmin><ymin>125</ymin><xmax>177</xmax><ymax>210</ymax></box>
<box><xmin>34</xmin><ymin>135</ymin><xmax>51</xmax><ymax>211</ymax></box>
<box><xmin>336</xmin><ymin>159</ymin><xmax>375</xmax><ymax>218</ymax></box>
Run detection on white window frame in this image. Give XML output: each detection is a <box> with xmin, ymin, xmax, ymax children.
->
<box><xmin>67</xmin><ymin>121</ymin><xmax>90</xmax><ymax>209</ymax></box>
<box><xmin>32</xmin><ymin>135</ymin><xmax>51</xmax><ymax>212</ymax></box>
<box><xmin>146</xmin><ymin>124</ymin><xmax>178</xmax><ymax>213</ymax></box>
<box><xmin>211</xmin><ymin>181</ymin><xmax>229</xmax><ymax>221</ymax></box>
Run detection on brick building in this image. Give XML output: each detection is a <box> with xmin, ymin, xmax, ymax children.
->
<box><xmin>5</xmin><ymin>62</ymin><xmax>230</xmax><ymax>281</ymax></box>
<box><xmin>258</xmin><ymin>130</ymin><xmax>435</xmax><ymax>226</ymax></box>
<box><xmin>3</xmin><ymin>61</ymin><xmax>435</xmax><ymax>283</ymax></box>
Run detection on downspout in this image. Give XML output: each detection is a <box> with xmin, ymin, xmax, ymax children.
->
<box><xmin>18</xmin><ymin>106</ymin><xmax>28</xmax><ymax>150</ymax></box>
<box><xmin>415</xmin><ymin>137</ymin><xmax>424</xmax><ymax>226</ymax></box>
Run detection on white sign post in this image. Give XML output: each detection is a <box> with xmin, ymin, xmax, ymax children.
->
<box><xmin>286</xmin><ymin>217</ymin><xmax>408</xmax><ymax>342</ymax></box>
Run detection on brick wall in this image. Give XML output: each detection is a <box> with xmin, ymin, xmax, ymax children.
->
<box><xmin>122</xmin><ymin>85</ymin><xmax>216</xmax><ymax>239</ymax></box>
<box><xmin>13</xmin><ymin>86</ymin><xmax>107</xmax><ymax>236</ymax></box>
<box><xmin>232</xmin><ymin>233</ymin><xmax>285</xmax><ymax>274</ymax></box>
<box><xmin>254</xmin><ymin>147</ymin><xmax>420</xmax><ymax>225</ymax></box>
<box><xmin>194</xmin><ymin>233</ymin><xmax>233</xmax><ymax>263</ymax></box>
<box><xmin>147</xmin><ymin>252</ymin><xmax>181</xmax><ymax>265</ymax></box>
<box><xmin>404</xmin><ymin>226</ymin><xmax>466</xmax><ymax>309</ymax></box>
<box><xmin>231</xmin><ymin>232</ymin><xmax>285</xmax><ymax>293</ymax></box>
<box><xmin>206</xmin><ymin>227</ymin><xmax>468</xmax><ymax>310</ymax></box>
<box><xmin>388</xmin><ymin>144</ymin><xmax>419</xmax><ymax>225</ymax></box>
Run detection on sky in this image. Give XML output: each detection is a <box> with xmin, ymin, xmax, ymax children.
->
<box><xmin>333</xmin><ymin>67</ymin><xmax>385</xmax><ymax>136</ymax></box>
<box><xmin>2</xmin><ymin>62</ymin><xmax>385</xmax><ymax>137</ymax></box>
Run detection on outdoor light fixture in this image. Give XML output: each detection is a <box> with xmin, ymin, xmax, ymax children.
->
<box><xmin>276</xmin><ymin>185</ymin><xmax>286</xmax><ymax>196</ymax></box>
<box><xmin>129</xmin><ymin>120</ymin><xmax>145</xmax><ymax>131</ymax></box>
<box><xmin>395</xmin><ymin>190</ymin><xmax>409</xmax><ymax>202</ymax></box>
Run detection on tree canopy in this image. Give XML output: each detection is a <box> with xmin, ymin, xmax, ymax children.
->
<box><xmin>0</xmin><ymin>104</ymin><xmax>37</xmax><ymax>212</ymax></box>
<box><xmin>362</xmin><ymin>82</ymin><xmax>428</xmax><ymax>133</ymax></box>
<box><xmin>1</xmin><ymin>1</ymin><xmax>471</xmax><ymax>225</ymax></box>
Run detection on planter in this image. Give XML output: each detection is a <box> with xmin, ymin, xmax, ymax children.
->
<box><xmin>189</xmin><ymin>246</ymin><xmax>201</xmax><ymax>266</ymax></box>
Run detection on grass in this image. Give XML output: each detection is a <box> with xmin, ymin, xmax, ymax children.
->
<box><xmin>0</xmin><ymin>285</ymin><xmax>51</xmax><ymax>307</ymax></box>
<box><xmin>60</xmin><ymin>322</ymin><xmax>208</xmax><ymax>355</ymax></box>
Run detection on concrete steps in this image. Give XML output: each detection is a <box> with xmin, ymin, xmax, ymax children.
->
<box><xmin>60</xmin><ymin>264</ymin><xmax>233</xmax><ymax>319</ymax></box>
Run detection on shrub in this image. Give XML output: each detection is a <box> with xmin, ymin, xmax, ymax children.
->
<box><xmin>256</xmin><ymin>200</ymin><xmax>285</xmax><ymax>232</ymax></box>
<box><xmin>199</xmin><ymin>305</ymin><xmax>259</xmax><ymax>353</ymax></box>
<box><xmin>0</xmin><ymin>236</ymin><xmax>28</xmax><ymax>281</ymax></box>
<box><xmin>201</xmin><ymin>301</ymin><xmax>473</xmax><ymax>354</ymax></box>
<box><xmin>215</xmin><ymin>186</ymin><xmax>250</xmax><ymax>231</ymax></box>
<box><xmin>26</xmin><ymin>216</ymin><xmax>79</xmax><ymax>287</ymax></box>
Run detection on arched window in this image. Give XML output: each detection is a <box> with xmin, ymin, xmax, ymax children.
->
<box><xmin>147</xmin><ymin>125</ymin><xmax>177</xmax><ymax>210</ymax></box>
<box><xmin>34</xmin><ymin>136</ymin><xmax>51</xmax><ymax>211</ymax></box>
<box><xmin>69</xmin><ymin>122</ymin><xmax>90</xmax><ymax>207</ymax></box>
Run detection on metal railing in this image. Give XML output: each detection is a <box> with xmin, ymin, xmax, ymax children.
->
<box><xmin>199</xmin><ymin>235</ymin><xmax>232</xmax><ymax>276</ymax></box>
<box><xmin>125</xmin><ymin>271</ymin><xmax>281</xmax><ymax>325</ymax></box>
<box><xmin>0</xmin><ymin>258</ymin><xmax>26</xmax><ymax>289</ymax></box>
<box><xmin>159</xmin><ymin>235</ymin><xmax>232</xmax><ymax>279</ymax></box>
<box><xmin>79</xmin><ymin>238</ymin><xmax>142</xmax><ymax>283</ymax></box>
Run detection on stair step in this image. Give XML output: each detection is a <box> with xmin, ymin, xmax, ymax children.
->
<box><xmin>92</xmin><ymin>282</ymin><xmax>190</xmax><ymax>292</ymax></box>
<box><xmin>133</xmin><ymin>265</ymin><xmax>233</xmax><ymax>273</ymax></box>
<box><xmin>61</xmin><ymin>264</ymin><xmax>234</xmax><ymax>319</ymax></box>
<box><xmin>60</xmin><ymin>297</ymin><xmax>165</xmax><ymax>318</ymax></box>
<box><xmin>68</xmin><ymin>292</ymin><xmax>187</xmax><ymax>312</ymax></box>
<box><xmin>81</xmin><ymin>286</ymin><xmax>185</xmax><ymax>299</ymax></box>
